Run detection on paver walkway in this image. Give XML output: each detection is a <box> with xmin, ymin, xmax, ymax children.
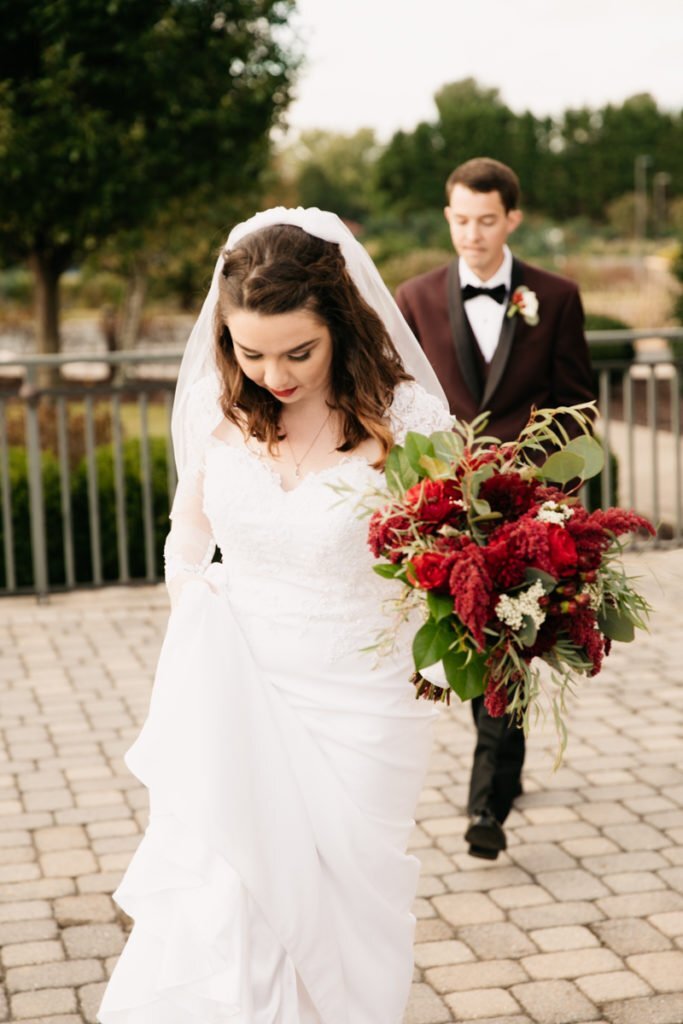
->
<box><xmin>1</xmin><ymin>547</ymin><xmax>682</xmax><ymax>1024</ymax></box>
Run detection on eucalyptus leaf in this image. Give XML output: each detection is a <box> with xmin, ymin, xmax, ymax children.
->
<box><xmin>419</xmin><ymin>454</ymin><xmax>451</xmax><ymax>480</ymax></box>
<box><xmin>443</xmin><ymin>649</ymin><xmax>486</xmax><ymax>701</ymax></box>
<box><xmin>385</xmin><ymin>445</ymin><xmax>418</xmax><ymax>495</ymax></box>
<box><xmin>413</xmin><ymin>618</ymin><xmax>453</xmax><ymax>670</ymax></box>
<box><xmin>431</xmin><ymin>430</ymin><xmax>463</xmax><ymax>462</ymax></box>
<box><xmin>427</xmin><ymin>591</ymin><xmax>454</xmax><ymax>622</ymax></box>
<box><xmin>518</xmin><ymin>614</ymin><xmax>539</xmax><ymax>647</ymax></box>
<box><xmin>598</xmin><ymin>604</ymin><xmax>636</xmax><ymax>642</ymax></box>
<box><xmin>470</xmin><ymin>496</ymin><xmax>492</xmax><ymax>517</ymax></box>
<box><xmin>564</xmin><ymin>435</ymin><xmax>604</xmax><ymax>480</ymax></box>
<box><xmin>373</xmin><ymin>562</ymin><xmax>404</xmax><ymax>579</ymax></box>
<box><xmin>404</xmin><ymin>432</ymin><xmax>434</xmax><ymax>474</ymax></box>
<box><xmin>524</xmin><ymin>567</ymin><xmax>558</xmax><ymax>593</ymax></box>
<box><xmin>540</xmin><ymin>450</ymin><xmax>584</xmax><ymax>484</ymax></box>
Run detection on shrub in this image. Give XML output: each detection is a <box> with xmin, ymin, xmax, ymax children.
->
<box><xmin>585</xmin><ymin>313</ymin><xmax>634</xmax><ymax>365</ymax></box>
<box><xmin>0</xmin><ymin>438</ymin><xmax>171</xmax><ymax>590</ymax></box>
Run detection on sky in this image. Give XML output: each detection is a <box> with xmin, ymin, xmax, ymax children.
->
<box><xmin>284</xmin><ymin>0</ymin><xmax>683</xmax><ymax>140</ymax></box>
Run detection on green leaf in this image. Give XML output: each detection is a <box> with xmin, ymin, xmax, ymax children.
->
<box><xmin>524</xmin><ymin>568</ymin><xmax>558</xmax><ymax>593</ymax></box>
<box><xmin>443</xmin><ymin>649</ymin><xmax>487</xmax><ymax>701</ymax></box>
<box><xmin>372</xmin><ymin>562</ymin><xmax>404</xmax><ymax>579</ymax></box>
<box><xmin>427</xmin><ymin>591</ymin><xmax>454</xmax><ymax>622</ymax></box>
<box><xmin>430</xmin><ymin>430</ymin><xmax>463</xmax><ymax>463</ymax></box>
<box><xmin>385</xmin><ymin>445</ymin><xmax>418</xmax><ymax>496</ymax></box>
<box><xmin>413</xmin><ymin>618</ymin><xmax>453</xmax><ymax>670</ymax></box>
<box><xmin>404</xmin><ymin>432</ymin><xmax>434</xmax><ymax>474</ymax></box>
<box><xmin>563</xmin><ymin>435</ymin><xmax>604</xmax><ymax>480</ymax></box>
<box><xmin>470</xmin><ymin>496</ymin><xmax>492</xmax><ymax>517</ymax></box>
<box><xmin>518</xmin><ymin>614</ymin><xmax>539</xmax><ymax>647</ymax></box>
<box><xmin>540</xmin><ymin>450</ymin><xmax>585</xmax><ymax>484</ymax></box>
<box><xmin>598</xmin><ymin>605</ymin><xmax>636</xmax><ymax>642</ymax></box>
<box><xmin>419</xmin><ymin>454</ymin><xmax>451</xmax><ymax>480</ymax></box>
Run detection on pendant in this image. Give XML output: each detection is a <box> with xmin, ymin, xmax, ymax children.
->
<box><xmin>294</xmin><ymin>465</ymin><xmax>301</xmax><ymax>478</ymax></box>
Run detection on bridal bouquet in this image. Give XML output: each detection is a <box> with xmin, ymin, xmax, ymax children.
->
<box><xmin>367</xmin><ymin>405</ymin><xmax>653</xmax><ymax>755</ymax></box>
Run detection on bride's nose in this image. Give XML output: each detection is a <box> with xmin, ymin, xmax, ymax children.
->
<box><xmin>262</xmin><ymin>360</ymin><xmax>291</xmax><ymax>390</ymax></box>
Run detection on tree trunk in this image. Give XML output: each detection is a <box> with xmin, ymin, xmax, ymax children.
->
<box><xmin>119</xmin><ymin>259</ymin><xmax>148</xmax><ymax>351</ymax></box>
<box><xmin>29</xmin><ymin>249</ymin><xmax>66</xmax><ymax>389</ymax></box>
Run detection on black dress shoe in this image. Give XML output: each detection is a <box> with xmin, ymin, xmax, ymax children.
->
<box><xmin>464</xmin><ymin>810</ymin><xmax>507</xmax><ymax>859</ymax></box>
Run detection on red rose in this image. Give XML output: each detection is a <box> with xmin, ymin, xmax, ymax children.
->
<box><xmin>547</xmin><ymin>524</ymin><xmax>578</xmax><ymax>577</ymax></box>
<box><xmin>407</xmin><ymin>551</ymin><xmax>452</xmax><ymax>591</ymax></box>
<box><xmin>404</xmin><ymin>479</ymin><xmax>462</xmax><ymax>528</ymax></box>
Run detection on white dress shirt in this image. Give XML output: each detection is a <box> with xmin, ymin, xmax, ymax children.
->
<box><xmin>459</xmin><ymin>246</ymin><xmax>512</xmax><ymax>364</ymax></box>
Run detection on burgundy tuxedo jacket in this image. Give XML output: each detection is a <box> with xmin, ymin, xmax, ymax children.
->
<box><xmin>395</xmin><ymin>257</ymin><xmax>596</xmax><ymax>442</ymax></box>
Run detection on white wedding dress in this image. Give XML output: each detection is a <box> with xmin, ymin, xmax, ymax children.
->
<box><xmin>98</xmin><ymin>380</ymin><xmax>452</xmax><ymax>1024</ymax></box>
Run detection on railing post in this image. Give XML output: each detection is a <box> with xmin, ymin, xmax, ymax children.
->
<box><xmin>23</xmin><ymin>367</ymin><xmax>49</xmax><ymax>598</ymax></box>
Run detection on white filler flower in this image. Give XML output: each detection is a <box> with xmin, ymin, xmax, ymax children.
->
<box><xmin>496</xmin><ymin>579</ymin><xmax>548</xmax><ymax>632</ymax></box>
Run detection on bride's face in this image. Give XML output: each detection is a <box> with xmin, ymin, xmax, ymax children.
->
<box><xmin>227</xmin><ymin>307</ymin><xmax>333</xmax><ymax>405</ymax></box>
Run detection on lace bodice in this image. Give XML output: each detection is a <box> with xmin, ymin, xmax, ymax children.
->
<box><xmin>164</xmin><ymin>381</ymin><xmax>452</xmax><ymax>658</ymax></box>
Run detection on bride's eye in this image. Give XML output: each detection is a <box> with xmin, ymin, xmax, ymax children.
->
<box><xmin>289</xmin><ymin>352</ymin><xmax>311</xmax><ymax>362</ymax></box>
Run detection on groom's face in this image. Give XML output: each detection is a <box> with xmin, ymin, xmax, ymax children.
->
<box><xmin>445</xmin><ymin>185</ymin><xmax>522</xmax><ymax>281</ymax></box>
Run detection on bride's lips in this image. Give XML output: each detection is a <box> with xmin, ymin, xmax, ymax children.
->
<box><xmin>270</xmin><ymin>386</ymin><xmax>298</xmax><ymax>399</ymax></box>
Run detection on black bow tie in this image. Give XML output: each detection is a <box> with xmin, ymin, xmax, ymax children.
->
<box><xmin>462</xmin><ymin>283</ymin><xmax>507</xmax><ymax>305</ymax></box>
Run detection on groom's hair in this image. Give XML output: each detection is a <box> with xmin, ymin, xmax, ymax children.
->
<box><xmin>445</xmin><ymin>158</ymin><xmax>520</xmax><ymax>212</ymax></box>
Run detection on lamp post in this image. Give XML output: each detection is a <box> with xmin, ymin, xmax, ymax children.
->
<box><xmin>653</xmin><ymin>171</ymin><xmax>671</xmax><ymax>237</ymax></box>
<box><xmin>634</xmin><ymin>154</ymin><xmax>651</xmax><ymax>282</ymax></box>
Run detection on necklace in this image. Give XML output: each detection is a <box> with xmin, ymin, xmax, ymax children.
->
<box><xmin>284</xmin><ymin>410</ymin><xmax>332</xmax><ymax>478</ymax></box>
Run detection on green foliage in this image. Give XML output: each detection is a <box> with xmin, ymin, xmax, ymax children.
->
<box><xmin>281</xmin><ymin>129</ymin><xmax>381</xmax><ymax>222</ymax></box>
<box><xmin>0</xmin><ymin>0</ymin><xmax>299</xmax><ymax>347</ymax></box>
<box><xmin>0</xmin><ymin>439</ymin><xmax>171</xmax><ymax>589</ymax></box>
<box><xmin>585</xmin><ymin>313</ymin><xmax>634</xmax><ymax>365</ymax></box>
<box><xmin>375</xmin><ymin>79</ymin><xmax>683</xmax><ymax>225</ymax></box>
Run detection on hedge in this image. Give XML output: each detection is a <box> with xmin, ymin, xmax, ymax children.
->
<box><xmin>0</xmin><ymin>439</ymin><xmax>171</xmax><ymax>589</ymax></box>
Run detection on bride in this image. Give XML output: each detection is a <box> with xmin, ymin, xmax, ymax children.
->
<box><xmin>98</xmin><ymin>208</ymin><xmax>452</xmax><ymax>1024</ymax></box>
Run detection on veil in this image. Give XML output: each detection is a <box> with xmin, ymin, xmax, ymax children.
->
<box><xmin>171</xmin><ymin>206</ymin><xmax>448</xmax><ymax>479</ymax></box>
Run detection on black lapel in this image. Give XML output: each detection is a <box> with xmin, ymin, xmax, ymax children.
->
<box><xmin>479</xmin><ymin>258</ymin><xmax>525</xmax><ymax>411</ymax></box>
<box><xmin>446</xmin><ymin>260</ymin><xmax>482</xmax><ymax>404</ymax></box>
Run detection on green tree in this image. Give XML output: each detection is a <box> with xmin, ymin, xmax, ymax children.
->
<box><xmin>280</xmin><ymin>128</ymin><xmax>380</xmax><ymax>221</ymax></box>
<box><xmin>0</xmin><ymin>0</ymin><xmax>298</xmax><ymax>355</ymax></box>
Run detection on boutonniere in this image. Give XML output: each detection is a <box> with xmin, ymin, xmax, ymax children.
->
<box><xmin>507</xmin><ymin>286</ymin><xmax>539</xmax><ymax>326</ymax></box>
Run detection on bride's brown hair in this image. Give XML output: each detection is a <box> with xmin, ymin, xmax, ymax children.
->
<box><xmin>214</xmin><ymin>224</ymin><xmax>411</xmax><ymax>465</ymax></box>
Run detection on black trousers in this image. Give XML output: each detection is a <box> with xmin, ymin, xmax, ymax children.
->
<box><xmin>467</xmin><ymin>696</ymin><xmax>525</xmax><ymax>824</ymax></box>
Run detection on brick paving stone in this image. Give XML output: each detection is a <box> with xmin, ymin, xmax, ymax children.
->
<box><xmin>490</xmin><ymin>885</ymin><xmax>553</xmax><ymax>909</ymax></box>
<box><xmin>535</xmin><ymin>869</ymin><xmax>610</xmax><ymax>902</ymax></box>
<box><xmin>414</xmin><ymin>919</ymin><xmax>455</xmax><ymax>943</ymax></box>
<box><xmin>648</xmin><ymin>911</ymin><xmax>683</xmax><ymax>937</ymax></box>
<box><xmin>53</xmin><ymin>894</ymin><xmax>118</xmax><ymax>926</ymax></box>
<box><xmin>78</xmin><ymin>980</ymin><xmax>108</xmax><ymax>1024</ymax></box>
<box><xmin>10</xmin><ymin>988</ymin><xmax>78</xmax><ymax>1019</ymax></box>
<box><xmin>0</xmin><ymin>918</ymin><xmax>58</xmax><ymax>945</ymax></box>
<box><xmin>510</xmin><ymin>901</ymin><xmax>605</xmax><ymax>931</ymax></box>
<box><xmin>604</xmin><ymin>870</ymin><xmax>666</xmax><ymax>894</ymax></box>
<box><xmin>602</xmin><ymin>823</ymin><xmax>669</xmax><ymax>851</ymax></box>
<box><xmin>40</xmin><ymin>849</ymin><xmax>99</xmax><ymax>878</ymax></box>
<box><xmin>432</xmin><ymin>893</ymin><xmax>504</xmax><ymax>927</ymax></box>
<box><xmin>404</xmin><ymin>982</ymin><xmax>451</xmax><ymax>1024</ymax></box>
<box><xmin>597</xmin><ymin>891</ymin><xmax>683</xmax><ymax>919</ymax></box>
<box><xmin>593</xmin><ymin>918</ymin><xmax>672</xmax><ymax>956</ymax></box>
<box><xmin>0</xmin><ymin>899</ymin><xmax>52</xmax><ymax>922</ymax></box>
<box><xmin>529</xmin><ymin>926</ymin><xmax>599</xmax><ymax>952</ymax></box>
<box><xmin>626</xmin><ymin>950</ymin><xmax>683</xmax><ymax>992</ymax></box>
<box><xmin>457</xmin><ymin>923</ymin><xmax>538</xmax><ymax>960</ymax></box>
<box><xmin>5</xmin><ymin>958</ymin><xmax>104</xmax><ymax>993</ymax></box>
<box><xmin>511</xmin><ymin>979</ymin><xmax>600</xmax><ymax>1023</ymax></box>
<box><xmin>442</xmin><ymin>867</ymin><xmax>532</xmax><ymax>893</ymax></box>
<box><xmin>575</xmin><ymin>970</ymin><xmax>652</xmax><ymax>1001</ymax></box>
<box><xmin>521</xmin><ymin>948</ymin><xmax>622</xmax><ymax>981</ymax></box>
<box><xmin>34</xmin><ymin>826</ymin><xmax>89</xmax><ymax>852</ymax></box>
<box><xmin>414</xmin><ymin>941</ymin><xmax>474</xmax><ymax>969</ymax></box>
<box><xmin>62</xmin><ymin>924</ymin><xmax>126</xmax><ymax>959</ymax></box>
<box><xmin>425</xmin><ymin>959</ymin><xmax>528</xmax><ymax>994</ymax></box>
<box><xmin>602</xmin><ymin>994</ymin><xmax>683</xmax><ymax>1024</ymax></box>
<box><xmin>1</xmin><ymin>939</ymin><xmax>65</xmax><ymax>967</ymax></box>
<box><xmin>445</xmin><ymin>986</ymin><xmax>521</xmax><ymax>1019</ymax></box>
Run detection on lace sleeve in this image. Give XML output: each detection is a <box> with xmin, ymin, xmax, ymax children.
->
<box><xmin>164</xmin><ymin>463</ymin><xmax>216</xmax><ymax>608</ymax></box>
<box><xmin>389</xmin><ymin>381</ymin><xmax>454</xmax><ymax>444</ymax></box>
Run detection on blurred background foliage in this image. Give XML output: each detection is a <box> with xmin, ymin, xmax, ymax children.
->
<box><xmin>1</xmin><ymin>10</ymin><xmax>682</xmax><ymax>345</ymax></box>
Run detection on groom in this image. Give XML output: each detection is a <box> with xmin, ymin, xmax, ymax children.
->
<box><xmin>396</xmin><ymin>157</ymin><xmax>595</xmax><ymax>859</ymax></box>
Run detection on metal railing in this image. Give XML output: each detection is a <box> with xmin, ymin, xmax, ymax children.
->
<box><xmin>0</xmin><ymin>330</ymin><xmax>682</xmax><ymax>597</ymax></box>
